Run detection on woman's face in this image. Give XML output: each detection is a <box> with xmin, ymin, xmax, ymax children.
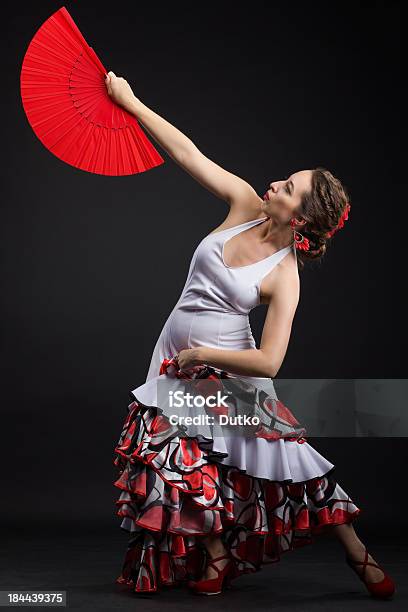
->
<box><xmin>261</xmin><ymin>169</ymin><xmax>313</xmax><ymax>224</ymax></box>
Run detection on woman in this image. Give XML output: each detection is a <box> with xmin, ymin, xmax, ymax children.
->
<box><xmin>107</xmin><ymin>71</ymin><xmax>395</xmax><ymax>599</ymax></box>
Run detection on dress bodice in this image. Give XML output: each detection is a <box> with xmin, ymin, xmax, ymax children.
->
<box><xmin>143</xmin><ymin>217</ymin><xmax>296</xmax><ymax>383</ymax></box>
<box><xmin>175</xmin><ymin>217</ymin><xmax>296</xmax><ymax>315</ymax></box>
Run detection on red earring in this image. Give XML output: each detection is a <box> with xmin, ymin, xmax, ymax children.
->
<box><xmin>290</xmin><ymin>218</ymin><xmax>310</xmax><ymax>251</ymax></box>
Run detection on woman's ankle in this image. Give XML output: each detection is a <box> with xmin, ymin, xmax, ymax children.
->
<box><xmin>202</xmin><ymin>536</ymin><xmax>228</xmax><ymax>559</ymax></box>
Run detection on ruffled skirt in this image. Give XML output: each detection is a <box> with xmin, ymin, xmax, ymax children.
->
<box><xmin>112</xmin><ymin>359</ymin><xmax>362</xmax><ymax>593</ymax></box>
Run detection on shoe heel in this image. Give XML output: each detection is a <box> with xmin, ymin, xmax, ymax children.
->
<box><xmin>188</xmin><ymin>554</ymin><xmax>235</xmax><ymax>595</ymax></box>
<box><xmin>345</xmin><ymin>548</ymin><xmax>396</xmax><ymax>600</ymax></box>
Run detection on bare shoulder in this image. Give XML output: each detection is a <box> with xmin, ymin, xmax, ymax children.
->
<box><xmin>208</xmin><ymin>189</ymin><xmax>265</xmax><ymax>235</ymax></box>
<box><xmin>260</xmin><ymin>250</ymin><xmax>300</xmax><ymax>306</ymax></box>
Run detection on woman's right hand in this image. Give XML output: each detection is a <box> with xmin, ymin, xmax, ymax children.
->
<box><xmin>104</xmin><ymin>71</ymin><xmax>140</xmax><ymax>115</ymax></box>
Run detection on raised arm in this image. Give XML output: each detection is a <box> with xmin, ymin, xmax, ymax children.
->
<box><xmin>105</xmin><ymin>72</ymin><xmax>260</xmax><ymax>208</ymax></box>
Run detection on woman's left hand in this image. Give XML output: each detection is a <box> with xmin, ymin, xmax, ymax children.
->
<box><xmin>176</xmin><ymin>348</ymin><xmax>201</xmax><ymax>370</ymax></box>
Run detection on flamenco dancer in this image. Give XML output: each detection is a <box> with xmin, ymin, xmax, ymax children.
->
<box><xmin>107</xmin><ymin>71</ymin><xmax>396</xmax><ymax>599</ymax></box>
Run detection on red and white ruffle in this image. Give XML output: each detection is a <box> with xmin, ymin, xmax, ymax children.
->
<box><xmin>113</xmin><ymin>368</ymin><xmax>362</xmax><ymax>592</ymax></box>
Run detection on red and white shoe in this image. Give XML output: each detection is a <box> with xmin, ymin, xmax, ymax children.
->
<box><xmin>188</xmin><ymin>554</ymin><xmax>237</xmax><ymax>595</ymax></box>
<box><xmin>345</xmin><ymin>547</ymin><xmax>396</xmax><ymax>599</ymax></box>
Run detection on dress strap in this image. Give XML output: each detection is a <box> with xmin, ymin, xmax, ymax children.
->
<box><xmin>226</xmin><ymin>217</ymin><xmax>268</xmax><ymax>235</ymax></box>
<box><xmin>207</xmin><ymin>217</ymin><xmax>267</xmax><ymax>240</ymax></box>
<box><xmin>255</xmin><ymin>242</ymin><xmax>295</xmax><ymax>301</ymax></box>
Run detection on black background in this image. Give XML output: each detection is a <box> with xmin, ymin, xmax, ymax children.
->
<box><xmin>1</xmin><ymin>0</ymin><xmax>406</xmax><ymax>533</ymax></box>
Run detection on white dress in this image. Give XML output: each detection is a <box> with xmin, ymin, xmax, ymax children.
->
<box><xmin>113</xmin><ymin>216</ymin><xmax>361</xmax><ymax>593</ymax></box>
<box><xmin>130</xmin><ymin>216</ymin><xmax>335</xmax><ymax>483</ymax></box>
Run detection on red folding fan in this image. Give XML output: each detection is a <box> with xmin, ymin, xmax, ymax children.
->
<box><xmin>20</xmin><ymin>6</ymin><xmax>164</xmax><ymax>176</ymax></box>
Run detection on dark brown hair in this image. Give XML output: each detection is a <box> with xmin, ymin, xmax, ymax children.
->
<box><xmin>294</xmin><ymin>167</ymin><xmax>351</xmax><ymax>271</ymax></box>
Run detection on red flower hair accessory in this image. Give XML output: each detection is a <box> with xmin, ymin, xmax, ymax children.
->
<box><xmin>326</xmin><ymin>202</ymin><xmax>351</xmax><ymax>238</ymax></box>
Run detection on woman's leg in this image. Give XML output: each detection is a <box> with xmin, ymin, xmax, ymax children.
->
<box><xmin>331</xmin><ymin>523</ymin><xmax>386</xmax><ymax>583</ymax></box>
<box><xmin>199</xmin><ymin>535</ymin><xmax>230</xmax><ymax>580</ymax></box>
<box><xmin>199</xmin><ymin>524</ymin><xmax>386</xmax><ymax>584</ymax></box>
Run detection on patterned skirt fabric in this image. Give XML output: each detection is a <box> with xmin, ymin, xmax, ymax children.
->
<box><xmin>112</xmin><ymin>361</ymin><xmax>362</xmax><ymax>593</ymax></box>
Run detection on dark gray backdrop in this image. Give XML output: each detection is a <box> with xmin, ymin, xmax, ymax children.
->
<box><xmin>1</xmin><ymin>0</ymin><xmax>406</xmax><ymax>535</ymax></box>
